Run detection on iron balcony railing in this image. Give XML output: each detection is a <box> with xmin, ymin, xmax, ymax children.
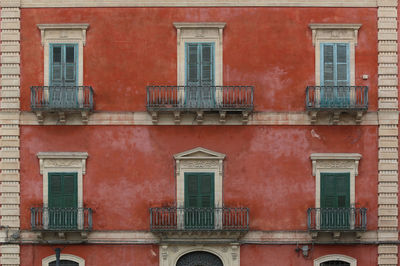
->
<box><xmin>31</xmin><ymin>86</ymin><xmax>94</xmax><ymax>111</ymax></box>
<box><xmin>150</xmin><ymin>207</ymin><xmax>249</xmax><ymax>231</ymax></box>
<box><xmin>307</xmin><ymin>207</ymin><xmax>367</xmax><ymax>231</ymax></box>
<box><xmin>306</xmin><ymin>86</ymin><xmax>368</xmax><ymax>110</ymax></box>
<box><xmin>31</xmin><ymin>207</ymin><xmax>93</xmax><ymax>231</ymax></box>
<box><xmin>147</xmin><ymin>86</ymin><xmax>254</xmax><ymax>112</ymax></box>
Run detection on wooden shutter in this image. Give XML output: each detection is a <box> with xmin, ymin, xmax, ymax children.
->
<box><xmin>50</xmin><ymin>45</ymin><xmax>63</xmax><ymax>86</ymax></box>
<box><xmin>184</xmin><ymin>173</ymin><xmax>214</xmax><ymax>208</ymax></box>
<box><xmin>321</xmin><ymin>43</ymin><xmax>349</xmax><ymax>86</ymax></box>
<box><xmin>200</xmin><ymin>44</ymin><xmax>214</xmax><ymax>86</ymax></box>
<box><xmin>336</xmin><ymin>43</ymin><xmax>349</xmax><ymax>86</ymax></box>
<box><xmin>64</xmin><ymin>45</ymin><xmax>77</xmax><ymax>86</ymax></box>
<box><xmin>48</xmin><ymin>173</ymin><xmax>78</xmax><ymax>208</ymax></box>
<box><xmin>321</xmin><ymin>173</ymin><xmax>350</xmax><ymax>208</ymax></box>
<box><xmin>187</xmin><ymin>44</ymin><xmax>200</xmax><ymax>86</ymax></box>
<box><xmin>50</xmin><ymin>44</ymin><xmax>78</xmax><ymax>86</ymax></box>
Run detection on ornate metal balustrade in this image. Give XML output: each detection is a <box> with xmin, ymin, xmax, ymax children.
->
<box><xmin>306</xmin><ymin>86</ymin><xmax>368</xmax><ymax>123</ymax></box>
<box><xmin>307</xmin><ymin>207</ymin><xmax>367</xmax><ymax>232</ymax></box>
<box><xmin>150</xmin><ymin>207</ymin><xmax>249</xmax><ymax>232</ymax></box>
<box><xmin>31</xmin><ymin>86</ymin><xmax>94</xmax><ymax>123</ymax></box>
<box><xmin>31</xmin><ymin>207</ymin><xmax>93</xmax><ymax>231</ymax></box>
<box><xmin>146</xmin><ymin>86</ymin><xmax>254</xmax><ymax>123</ymax></box>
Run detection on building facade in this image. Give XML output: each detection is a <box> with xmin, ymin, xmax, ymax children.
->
<box><xmin>0</xmin><ymin>0</ymin><xmax>398</xmax><ymax>265</ymax></box>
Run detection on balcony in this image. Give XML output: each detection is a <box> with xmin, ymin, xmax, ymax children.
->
<box><xmin>31</xmin><ymin>86</ymin><xmax>94</xmax><ymax>123</ymax></box>
<box><xmin>146</xmin><ymin>86</ymin><xmax>254</xmax><ymax>123</ymax></box>
<box><xmin>306</xmin><ymin>86</ymin><xmax>368</xmax><ymax>124</ymax></box>
<box><xmin>31</xmin><ymin>207</ymin><xmax>92</xmax><ymax>240</ymax></box>
<box><xmin>150</xmin><ymin>207</ymin><xmax>249</xmax><ymax>239</ymax></box>
<box><xmin>307</xmin><ymin>207</ymin><xmax>367</xmax><ymax>239</ymax></box>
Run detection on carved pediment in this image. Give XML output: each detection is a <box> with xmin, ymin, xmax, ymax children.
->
<box><xmin>174</xmin><ymin>147</ymin><xmax>226</xmax><ymax>160</ymax></box>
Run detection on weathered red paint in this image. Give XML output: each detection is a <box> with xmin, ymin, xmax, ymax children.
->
<box><xmin>241</xmin><ymin>245</ymin><xmax>377</xmax><ymax>265</ymax></box>
<box><xmin>20</xmin><ymin>125</ymin><xmax>378</xmax><ymax>231</ymax></box>
<box><xmin>20</xmin><ymin>245</ymin><xmax>159</xmax><ymax>266</ymax></box>
<box><xmin>20</xmin><ymin>7</ymin><xmax>378</xmax><ymax>111</ymax></box>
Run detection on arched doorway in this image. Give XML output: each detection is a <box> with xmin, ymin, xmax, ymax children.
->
<box><xmin>49</xmin><ymin>261</ymin><xmax>79</xmax><ymax>266</ymax></box>
<box><xmin>176</xmin><ymin>251</ymin><xmax>223</xmax><ymax>266</ymax></box>
<box><xmin>321</xmin><ymin>262</ymin><xmax>350</xmax><ymax>266</ymax></box>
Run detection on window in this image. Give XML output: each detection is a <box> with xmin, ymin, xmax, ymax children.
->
<box><xmin>37</xmin><ymin>152</ymin><xmax>88</xmax><ymax>230</ymax></box>
<box><xmin>186</xmin><ymin>43</ymin><xmax>214</xmax><ymax>86</ymax></box>
<box><xmin>50</xmin><ymin>44</ymin><xmax>78</xmax><ymax>86</ymax></box>
<box><xmin>321</xmin><ymin>43</ymin><xmax>349</xmax><ymax>86</ymax></box>
<box><xmin>310</xmin><ymin>153</ymin><xmax>365</xmax><ymax>233</ymax></box>
<box><xmin>37</xmin><ymin>24</ymin><xmax>88</xmax><ymax>87</ymax></box>
<box><xmin>174</xmin><ymin>147</ymin><xmax>225</xmax><ymax>229</ymax></box>
<box><xmin>309</xmin><ymin>24</ymin><xmax>360</xmax><ymax>87</ymax></box>
<box><xmin>42</xmin><ymin>254</ymin><xmax>85</xmax><ymax>266</ymax></box>
<box><xmin>314</xmin><ymin>255</ymin><xmax>356</xmax><ymax>266</ymax></box>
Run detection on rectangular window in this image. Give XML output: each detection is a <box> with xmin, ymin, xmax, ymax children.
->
<box><xmin>185</xmin><ymin>43</ymin><xmax>215</xmax><ymax>107</ymax></box>
<box><xmin>320</xmin><ymin>43</ymin><xmax>349</xmax><ymax>86</ymax></box>
<box><xmin>48</xmin><ymin>172</ymin><xmax>78</xmax><ymax>229</ymax></box>
<box><xmin>184</xmin><ymin>172</ymin><xmax>215</xmax><ymax>229</ymax></box>
<box><xmin>320</xmin><ymin>172</ymin><xmax>350</xmax><ymax>229</ymax></box>
<box><xmin>50</xmin><ymin>44</ymin><xmax>78</xmax><ymax>86</ymax></box>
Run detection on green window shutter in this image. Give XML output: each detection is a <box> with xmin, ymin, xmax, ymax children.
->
<box><xmin>336</xmin><ymin>43</ymin><xmax>349</xmax><ymax>86</ymax></box>
<box><xmin>50</xmin><ymin>44</ymin><xmax>78</xmax><ymax>86</ymax></box>
<box><xmin>321</xmin><ymin>173</ymin><xmax>350</xmax><ymax>208</ymax></box>
<box><xmin>200</xmin><ymin>44</ymin><xmax>213</xmax><ymax>86</ymax></box>
<box><xmin>321</xmin><ymin>43</ymin><xmax>334</xmax><ymax>86</ymax></box>
<box><xmin>48</xmin><ymin>173</ymin><xmax>78</xmax><ymax>208</ymax></box>
<box><xmin>184</xmin><ymin>173</ymin><xmax>214</xmax><ymax>208</ymax></box>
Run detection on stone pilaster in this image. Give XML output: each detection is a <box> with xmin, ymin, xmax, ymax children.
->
<box><xmin>377</xmin><ymin>0</ymin><xmax>399</xmax><ymax>265</ymax></box>
<box><xmin>0</xmin><ymin>0</ymin><xmax>20</xmax><ymax>265</ymax></box>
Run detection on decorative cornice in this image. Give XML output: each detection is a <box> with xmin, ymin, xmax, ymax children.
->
<box><xmin>37</xmin><ymin>23</ymin><xmax>89</xmax><ymax>46</ymax></box>
<box><xmin>173</xmin><ymin>22</ymin><xmax>226</xmax><ymax>30</ymax></box>
<box><xmin>19</xmin><ymin>0</ymin><xmax>377</xmax><ymax>8</ymax></box>
<box><xmin>309</xmin><ymin>23</ymin><xmax>361</xmax><ymax>46</ymax></box>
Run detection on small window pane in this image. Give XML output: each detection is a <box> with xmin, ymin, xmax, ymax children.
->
<box><xmin>337</xmin><ymin>44</ymin><xmax>347</xmax><ymax>63</ymax></box>
<box><xmin>66</xmin><ymin>46</ymin><xmax>75</xmax><ymax>63</ymax></box>
<box><xmin>53</xmin><ymin>47</ymin><xmax>61</xmax><ymax>63</ymax></box>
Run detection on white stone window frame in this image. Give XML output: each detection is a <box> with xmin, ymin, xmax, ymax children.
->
<box><xmin>37</xmin><ymin>152</ymin><xmax>88</xmax><ymax>229</ymax></box>
<box><xmin>311</xmin><ymin>153</ymin><xmax>361</xmax><ymax>210</ymax></box>
<box><xmin>160</xmin><ymin>244</ymin><xmax>239</xmax><ymax>266</ymax></box>
<box><xmin>309</xmin><ymin>24</ymin><xmax>361</xmax><ymax>86</ymax></box>
<box><xmin>42</xmin><ymin>254</ymin><xmax>85</xmax><ymax>266</ymax></box>
<box><xmin>314</xmin><ymin>254</ymin><xmax>356</xmax><ymax>266</ymax></box>
<box><xmin>174</xmin><ymin>147</ymin><xmax>225</xmax><ymax>229</ymax></box>
<box><xmin>174</xmin><ymin>22</ymin><xmax>225</xmax><ymax>87</ymax></box>
<box><xmin>37</xmin><ymin>24</ymin><xmax>89</xmax><ymax>87</ymax></box>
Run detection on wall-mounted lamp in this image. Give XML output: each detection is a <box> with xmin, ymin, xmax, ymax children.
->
<box><xmin>295</xmin><ymin>244</ymin><xmax>310</xmax><ymax>258</ymax></box>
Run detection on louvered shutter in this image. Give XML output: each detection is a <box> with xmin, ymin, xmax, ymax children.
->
<box><xmin>50</xmin><ymin>45</ymin><xmax>63</xmax><ymax>86</ymax></box>
<box><xmin>48</xmin><ymin>173</ymin><xmax>77</xmax><ymax>208</ymax></box>
<box><xmin>336</xmin><ymin>44</ymin><xmax>349</xmax><ymax>86</ymax></box>
<box><xmin>50</xmin><ymin>44</ymin><xmax>77</xmax><ymax>86</ymax></box>
<box><xmin>187</xmin><ymin>44</ymin><xmax>200</xmax><ymax>86</ymax></box>
<box><xmin>321</xmin><ymin>43</ymin><xmax>334</xmax><ymax>86</ymax></box>
<box><xmin>64</xmin><ymin>45</ymin><xmax>77</xmax><ymax>86</ymax></box>
<box><xmin>201</xmin><ymin>44</ymin><xmax>214</xmax><ymax>86</ymax></box>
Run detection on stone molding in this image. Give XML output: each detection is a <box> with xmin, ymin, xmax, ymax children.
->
<box><xmin>309</xmin><ymin>23</ymin><xmax>361</xmax><ymax>86</ymax></box>
<box><xmin>174</xmin><ymin>22</ymin><xmax>225</xmax><ymax>87</ymax></box>
<box><xmin>17</xmin><ymin>0</ymin><xmax>377</xmax><ymax>8</ymax></box>
<box><xmin>37</xmin><ymin>152</ymin><xmax>88</xmax><ymax>207</ymax></box>
<box><xmin>159</xmin><ymin>244</ymin><xmax>239</xmax><ymax>266</ymax></box>
<box><xmin>19</xmin><ymin>111</ymin><xmax>380</xmax><ymax>125</ymax></box>
<box><xmin>377</xmin><ymin>0</ymin><xmax>398</xmax><ymax>264</ymax></box>
<box><xmin>174</xmin><ymin>147</ymin><xmax>225</xmax><ymax>209</ymax></box>
<box><xmin>310</xmin><ymin>153</ymin><xmax>361</xmax><ymax>210</ymax></box>
<box><xmin>314</xmin><ymin>254</ymin><xmax>357</xmax><ymax>266</ymax></box>
<box><xmin>37</xmin><ymin>23</ymin><xmax>89</xmax><ymax>86</ymax></box>
<box><xmin>42</xmin><ymin>254</ymin><xmax>85</xmax><ymax>266</ymax></box>
<box><xmin>0</xmin><ymin>0</ymin><xmax>21</xmax><ymax>265</ymax></box>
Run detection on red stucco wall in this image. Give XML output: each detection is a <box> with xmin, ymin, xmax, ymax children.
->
<box><xmin>20</xmin><ymin>7</ymin><xmax>377</xmax><ymax>112</ymax></box>
<box><xmin>20</xmin><ymin>245</ymin><xmax>159</xmax><ymax>266</ymax></box>
<box><xmin>20</xmin><ymin>125</ymin><xmax>378</xmax><ymax>231</ymax></box>
<box><xmin>241</xmin><ymin>244</ymin><xmax>377</xmax><ymax>265</ymax></box>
